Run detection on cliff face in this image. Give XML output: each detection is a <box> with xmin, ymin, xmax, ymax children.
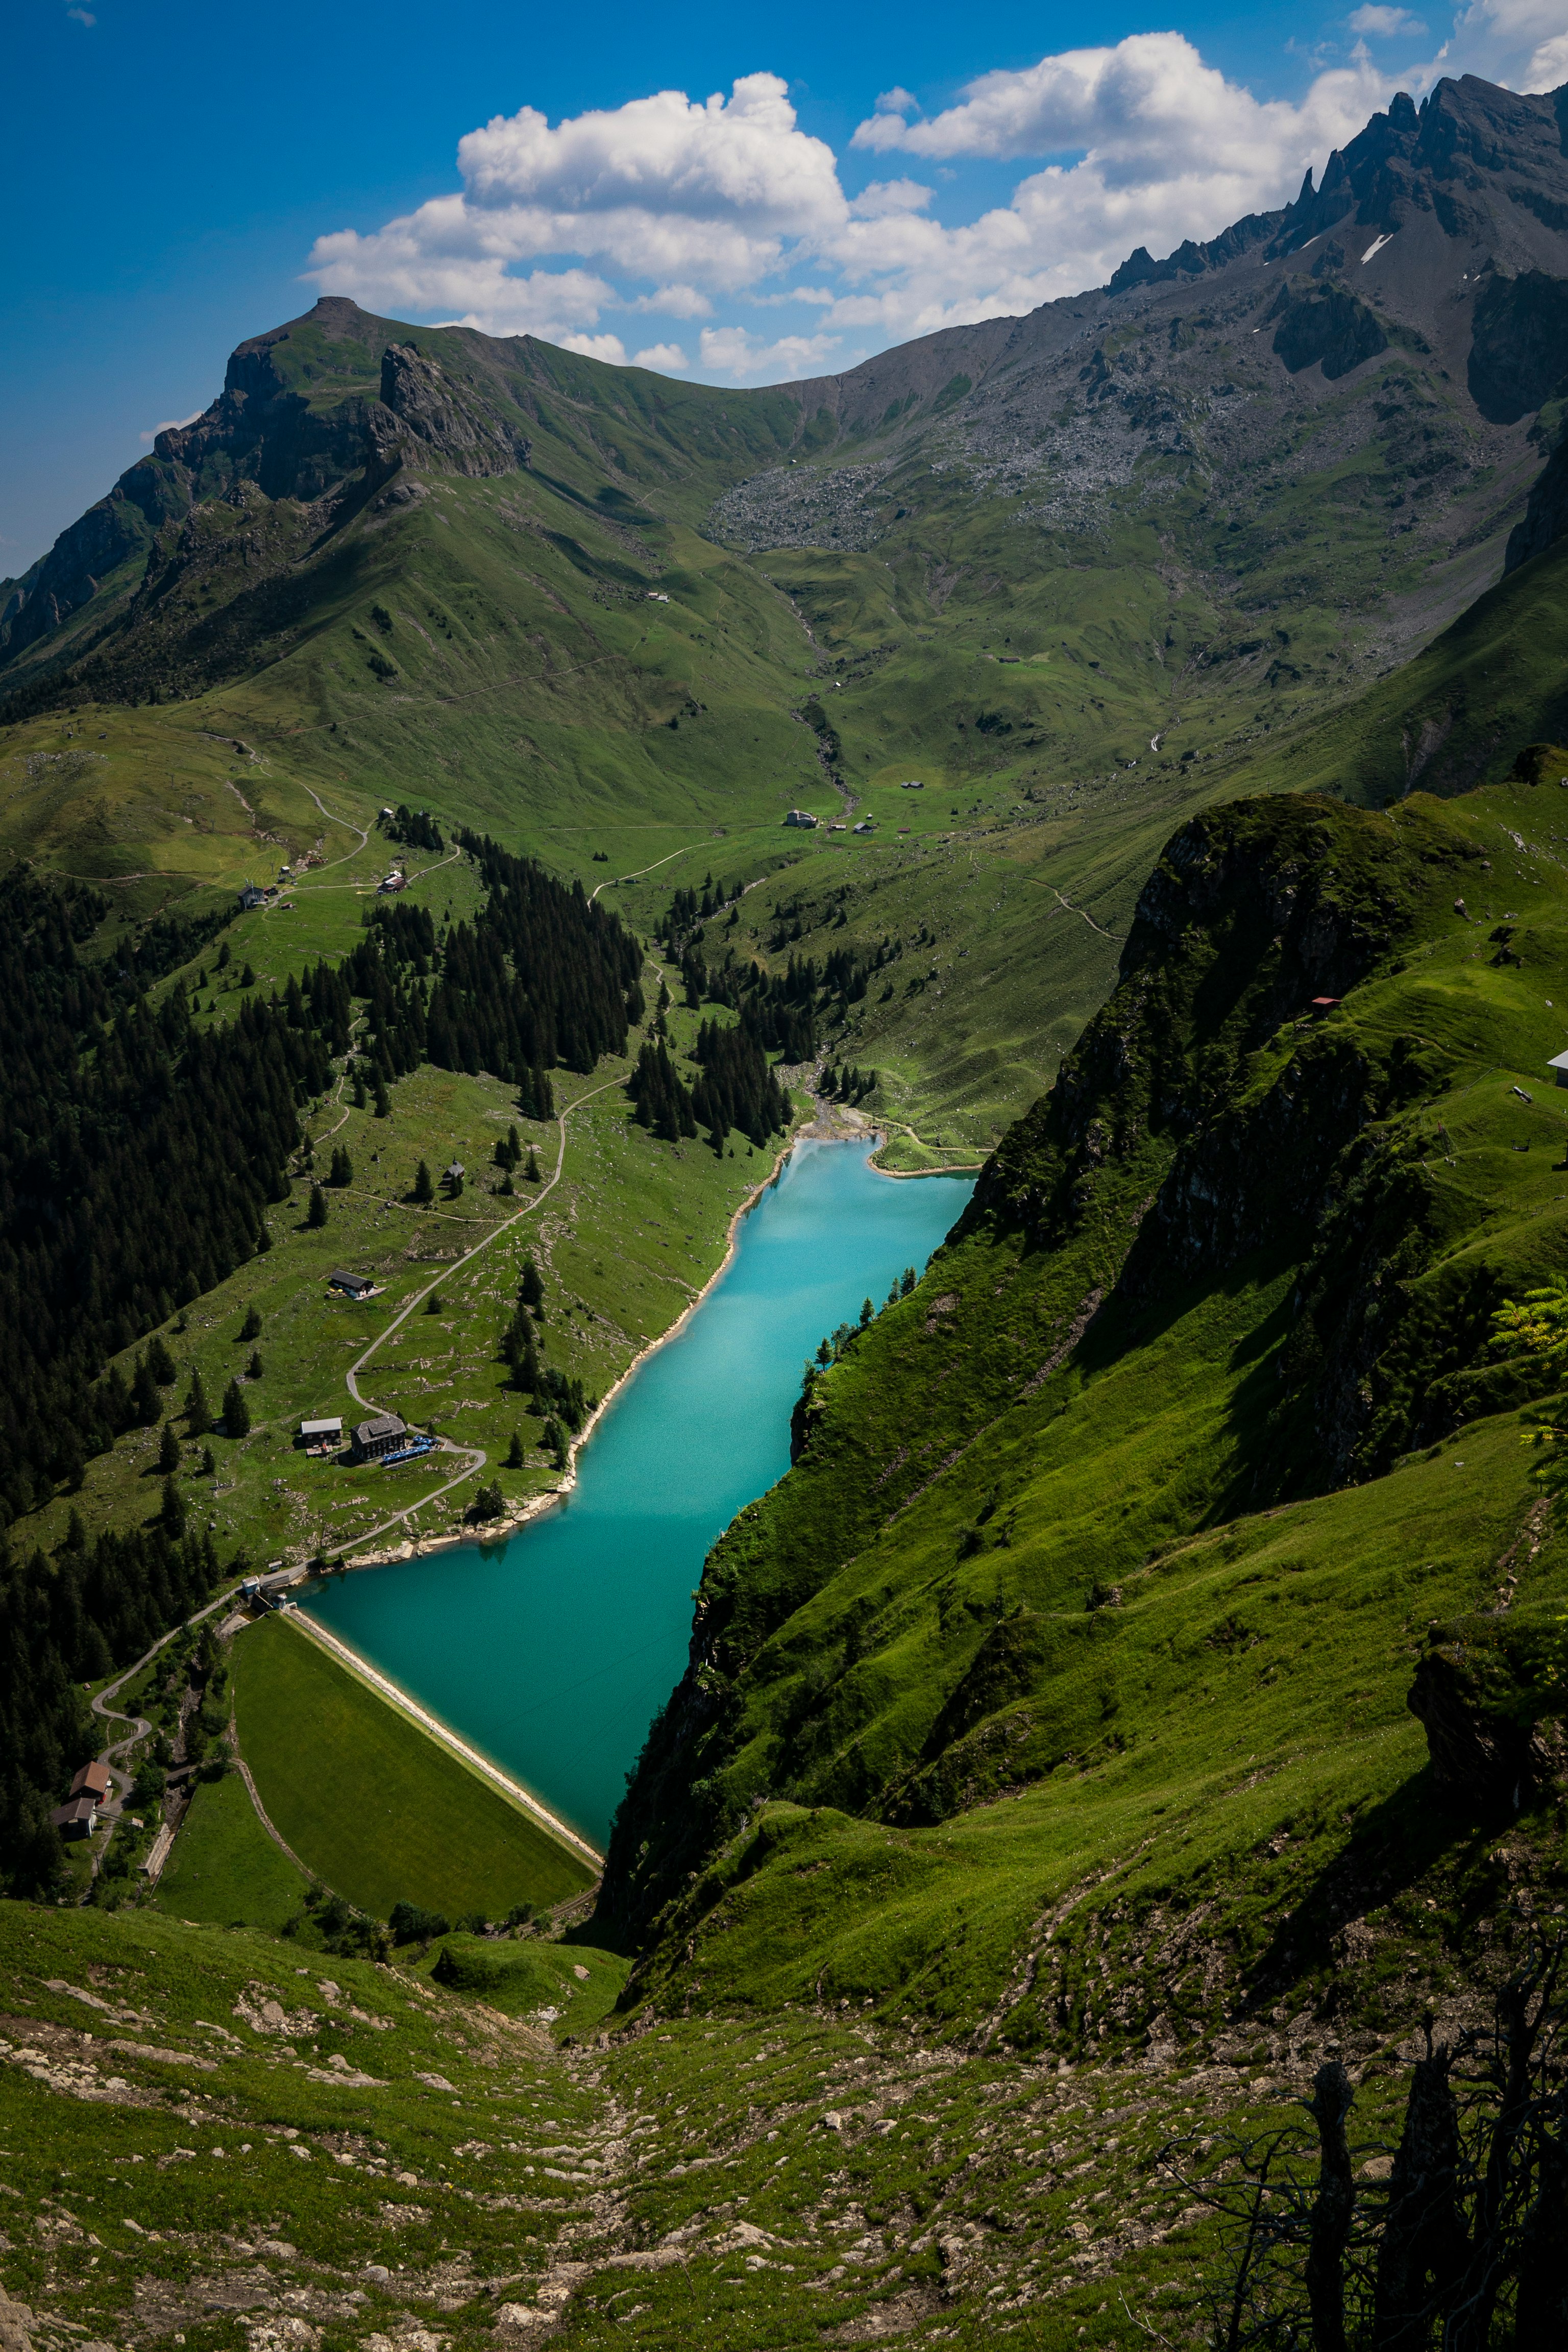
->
<box><xmin>0</xmin><ymin>301</ymin><xmax>538</xmax><ymax>676</ymax></box>
<box><xmin>603</xmin><ymin>777</ymin><xmax>1568</xmax><ymax>1959</ymax></box>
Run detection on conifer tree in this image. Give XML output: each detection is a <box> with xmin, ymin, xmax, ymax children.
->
<box><xmin>374</xmin><ymin>1077</ymin><xmax>391</xmax><ymax>1118</ymax></box>
<box><xmin>158</xmin><ymin>1422</ymin><xmax>181</xmax><ymax>1476</ymax></box>
<box><xmin>185</xmin><ymin>1367</ymin><xmax>211</xmax><ymax>1434</ymax></box>
<box><xmin>413</xmin><ymin>1160</ymin><xmax>434</xmax><ymax>1205</ymax></box>
<box><xmin>520</xmin><ymin>1256</ymin><xmax>544</xmax><ymax>1312</ymax></box>
<box><xmin>222</xmin><ymin>1378</ymin><xmax>251</xmax><ymax>1439</ymax></box>
<box><xmin>525</xmin><ymin>1145</ymin><xmax>541</xmax><ymax>1182</ymax></box>
<box><xmin>505</xmin><ymin>1431</ymin><xmax>525</xmax><ymax>1468</ymax></box>
<box><xmin>246</xmin><ymin>1349</ymin><xmax>263</xmax><ymax>1381</ymax></box>
<box><xmin>131</xmin><ymin>1353</ymin><xmax>161</xmax><ymax>1426</ymax></box>
<box><xmin>147</xmin><ymin>1334</ymin><xmax>178</xmax><ymax>1384</ymax></box>
<box><xmin>199</xmin><ymin>1445</ymin><xmax>215</xmax><ymax>1476</ymax></box>
<box><xmin>307</xmin><ymin>1182</ymin><xmax>327</xmax><ymax>1228</ymax></box>
<box><xmin>160</xmin><ymin>1476</ymin><xmax>187</xmax><ymax>1536</ymax></box>
<box><xmin>352</xmin><ymin>1067</ymin><xmax>366</xmax><ymax>1109</ymax></box>
<box><xmin>239</xmin><ymin>1305</ymin><xmax>262</xmax><ymax>1341</ymax></box>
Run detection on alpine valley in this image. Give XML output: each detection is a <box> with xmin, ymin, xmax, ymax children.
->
<box><xmin>1</xmin><ymin>65</ymin><xmax>1567</xmax><ymax>2352</ymax></box>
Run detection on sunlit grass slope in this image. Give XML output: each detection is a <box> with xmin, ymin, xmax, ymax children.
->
<box><xmin>608</xmin><ymin>774</ymin><xmax>1568</xmax><ymax>2041</ymax></box>
<box><xmin>232</xmin><ymin>1612</ymin><xmax>591</xmax><ymax>1917</ymax></box>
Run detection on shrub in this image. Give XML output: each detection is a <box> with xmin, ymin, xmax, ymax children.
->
<box><xmin>388</xmin><ymin>1899</ymin><xmax>450</xmax><ymax>1944</ymax></box>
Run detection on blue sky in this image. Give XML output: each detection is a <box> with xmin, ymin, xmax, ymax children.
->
<box><xmin>4</xmin><ymin>0</ymin><xmax>1561</xmax><ymax>571</ymax></box>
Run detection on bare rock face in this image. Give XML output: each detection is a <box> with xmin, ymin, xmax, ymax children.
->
<box><xmin>379</xmin><ymin>344</ymin><xmax>530</xmax><ymax>476</ymax></box>
<box><xmin>0</xmin><ymin>2287</ymin><xmax>35</xmax><ymax>2352</ymax></box>
<box><xmin>1407</xmin><ymin>1621</ymin><xmax>1568</xmax><ymax>1807</ymax></box>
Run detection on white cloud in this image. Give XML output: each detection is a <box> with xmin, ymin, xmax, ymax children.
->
<box><xmin>66</xmin><ymin>6</ymin><xmax>95</xmax><ymax>23</ymax></box>
<box><xmin>848</xmin><ymin>178</ymin><xmax>934</xmax><ymax>217</ymax></box>
<box><xmin>559</xmin><ymin>332</ymin><xmax>628</xmax><ymax>363</ymax></box>
<box><xmin>1448</xmin><ymin>0</ymin><xmax>1568</xmax><ymax>87</ymax></box>
<box><xmin>140</xmin><ymin>409</ymin><xmax>203</xmax><ymax>446</ymax></box>
<box><xmin>631</xmin><ymin>342</ymin><xmax>690</xmax><ymax>371</ymax></box>
<box><xmin>629</xmin><ymin>283</ymin><xmax>712</xmax><ymax>316</ymax></box>
<box><xmin>849</xmin><ymin>33</ymin><xmax>1384</xmax><ymax>178</ymax></box>
<box><xmin>304</xmin><ymin>22</ymin><xmax>1568</xmax><ymax>393</ymax></box>
<box><xmin>1348</xmin><ymin>6</ymin><xmax>1427</xmax><ymax>32</ymax></box>
<box><xmin>309</xmin><ymin>78</ymin><xmax>845</xmax><ymax>312</ymax></box>
<box><xmin>699</xmin><ymin>325</ymin><xmax>841</xmax><ymax>378</ymax></box>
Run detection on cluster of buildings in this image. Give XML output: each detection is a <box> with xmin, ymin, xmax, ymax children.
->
<box><xmin>52</xmin><ymin>1759</ymin><xmax>112</xmax><ymax>1841</ymax></box>
<box><xmin>296</xmin><ymin>1407</ymin><xmax>436</xmax><ymax>1466</ymax></box>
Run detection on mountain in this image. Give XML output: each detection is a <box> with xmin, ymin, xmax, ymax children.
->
<box><xmin>3</xmin><ymin>76</ymin><xmax>1568</xmax><ymax>1160</ymax></box>
<box><xmin>0</xmin><ymin>68</ymin><xmax>1566</xmax><ymax>2349</ymax></box>
<box><xmin>604</xmin><ymin>766</ymin><xmax>1568</xmax><ymax>2049</ymax></box>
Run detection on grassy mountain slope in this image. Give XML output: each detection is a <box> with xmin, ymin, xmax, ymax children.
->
<box><xmin>11</xmin><ymin>69</ymin><xmax>1568</xmax><ymax>1155</ymax></box>
<box><xmin>0</xmin><ymin>1864</ymin><xmax>1505</xmax><ymax>2350</ymax></box>
<box><xmin>605</xmin><ymin>776</ymin><xmax>1568</xmax><ymax>2048</ymax></box>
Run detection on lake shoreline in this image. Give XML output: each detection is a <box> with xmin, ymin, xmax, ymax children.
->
<box><xmin>302</xmin><ymin>1133</ymin><xmax>974</xmax><ymax>1845</ymax></box>
<box><xmin>336</xmin><ymin>1115</ymin><xmax>819</xmax><ymax>1574</ymax></box>
<box><xmin>282</xmin><ymin>1606</ymin><xmax>604</xmax><ymax>1868</ymax></box>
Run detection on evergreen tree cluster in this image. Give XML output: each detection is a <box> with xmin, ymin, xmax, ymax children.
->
<box><xmin>339</xmin><ymin>908</ymin><xmax>435</xmax><ymax>1085</ymax></box>
<box><xmin>340</xmin><ymin>839</ymin><xmax>640</xmax><ymax>1112</ymax></box>
<box><xmin>628</xmin><ymin>1040</ymin><xmax>697</xmax><ymax>1142</ymax></box>
<box><xmin>822</xmin><ymin>1062</ymin><xmax>876</xmax><ymax>1105</ymax></box>
<box><xmin>0</xmin><ymin>869</ymin><xmax>332</xmax><ymax>1530</ymax></box>
<box><xmin>694</xmin><ymin>937</ymin><xmax>892</xmax><ymax>1062</ymax></box>
<box><xmin>656</xmin><ymin>872</ymin><xmax>743</xmax><ymax>954</ymax></box>
<box><xmin>380</xmin><ymin>804</ymin><xmax>445</xmax><ymax>854</ymax></box>
<box><xmin>691</xmin><ymin>1021</ymin><xmax>790</xmax><ymax>1148</ymax></box>
<box><xmin>499</xmin><ymin>1286</ymin><xmax>590</xmax><ymax>1434</ymax></box>
<box><xmin>0</xmin><ymin>1520</ymin><xmax>226</xmax><ymax>1895</ymax></box>
<box><xmin>453</xmin><ymin>831</ymin><xmax>643</xmax><ymax>1074</ymax></box>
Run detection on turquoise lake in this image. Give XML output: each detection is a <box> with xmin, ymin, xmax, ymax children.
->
<box><xmin>302</xmin><ymin>1139</ymin><xmax>973</xmax><ymax>1848</ymax></box>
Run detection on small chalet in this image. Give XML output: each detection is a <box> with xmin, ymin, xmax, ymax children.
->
<box><xmin>783</xmin><ymin>809</ymin><xmax>818</xmax><ymax>829</ymax></box>
<box><xmin>329</xmin><ymin>1270</ymin><xmax>375</xmax><ymax>1300</ymax></box>
<box><xmin>1309</xmin><ymin>997</ymin><xmax>1342</xmax><ymax>1015</ymax></box>
<box><xmin>70</xmin><ymin>1760</ymin><xmax>112</xmax><ymax>1803</ymax></box>
<box><xmin>300</xmin><ymin>1415</ymin><xmax>344</xmax><ymax>1444</ymax></box>
<box><xmin>239</xmin><ymin>882</ymin><xmax>266</xmax><ymax>911</ymax></box>
<box><xmin>1548</xmin><ymin>1051</ymin><xmax>1568</xmax><ymax>1090</ymax></box>
<box><xmin>51</xmin><ymin>1796</ymin><xmax>97</xmax><ymax>1841</ymax></box>
<box><xmin>352</xmin><ymin>1413</ymin><xmax>408</xmax><ymax>1461</ymax></box>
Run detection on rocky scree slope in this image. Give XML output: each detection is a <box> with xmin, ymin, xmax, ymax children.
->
<box><xmin>712</xmin><ymin>74</ymin><xmax>1568</xmax><ymax>685</ymax></box>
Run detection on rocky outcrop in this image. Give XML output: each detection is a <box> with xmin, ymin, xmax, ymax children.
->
<box><xmin>1269</xmin><ymin>285</ymin><xmax>1389</xmax><ymax>381</ymax></box>
<box><xmin>379</xmin><ymin>343</ymin><xmax>531</xmax><ymax>477</ymax></box>
<box><xmin>1408</xmin><ymin>1618</ymin><xmax>1568</xmax><ymax>1808</ymax></box>
<box><xmin>1504</xmin><ymin>434</ymin><xmax>1568</xmax><ymax>573</ymax></box>
<box><xmin>1</xmin><ymin>300</ymin><xmax>532</xmax><ymax>677</ymax></box>
<box><xmin>0</xmin><ymin>459</ymin><xmax>187</xmax><ymax>664</ymax></box>
<box><xmin>1467</xmin><ymin>270</ymin><xmax>1568</xmax><ymax>424</ymax></box>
